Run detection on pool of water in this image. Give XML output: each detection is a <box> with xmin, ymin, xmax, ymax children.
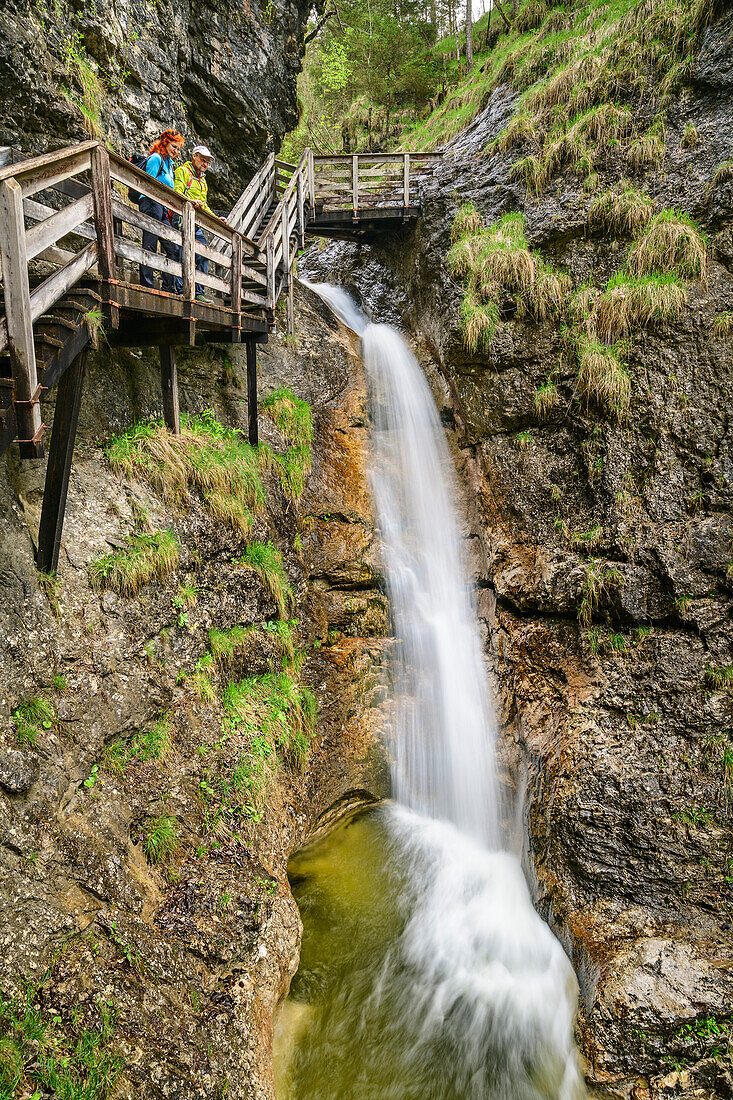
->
<box><xmin>274</xmin><ymin>803</ymin><xmax>584</xmax><ymax>1100</ymax></box>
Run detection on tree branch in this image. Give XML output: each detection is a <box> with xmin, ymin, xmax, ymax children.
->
<box><xmin>492</xmin><ymin>0</ymin><xmax>512</xmax><ymax>30</ymax></box>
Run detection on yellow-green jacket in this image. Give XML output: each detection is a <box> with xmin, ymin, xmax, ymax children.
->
<box><xmin>174</xmin><ymin>161</ymin><xmax>213</xmax><ymax>214</ymax></box>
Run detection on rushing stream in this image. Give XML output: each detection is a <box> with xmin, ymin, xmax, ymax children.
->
<box><xmin>275</xmin><ymin>284</ymin><xmax>584</xmax><ymax>1100</ymax></box>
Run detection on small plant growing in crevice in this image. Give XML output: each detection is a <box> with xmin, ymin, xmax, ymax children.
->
<box><xmin>713</xmin><ymin>312</ymin><xmax>733</xmax><ymax>336</ymax></box>
<box><xmin>89</xmin><ymin>530</ymin><xmax>179</xmax><ymax>596</ymax></box>
<box><xmin>104</xmin><ymin>714</ymin><xmax>173</xmax><ymax>774</ymax></box>
<box><xmin>534</xmin><ymin>378</ymin><xmax>559</xmax><ymax>418</ymax></box>
<box><xmin>578</xmin><ymin>560</ymin><xmax>625</xmax><ymax>627</ymax></box>
<box><xmin>143</xmin><ymin>814</ymin><xmax>180</xmax><ymax>863</ymax></box>
<box><xmin>681</xmin><ymin>123</ymin><xmax>699</xmax><ymax>149</ymax></box>
<box><xmin>12</xmin><ymin>697</ymin><xmax>56</xmax><ymax>746</ymax></box>
<box><xmin>705</xmin><ymin>665</ymin><xmax>733</xmax><ymax>691</ymax></box>
<box><xmin>260</xmin><ymin>387</ymin><xmax>313</xmax><ymax>500</ymax></box>
<box><xmin>238</xmin><ymin>541</ymin><xmax>294</xmax><ymax>619</ymax></box>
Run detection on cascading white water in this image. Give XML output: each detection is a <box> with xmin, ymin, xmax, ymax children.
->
<box><xmin>293</xmin><ymin>282</ymin><xmax>585</xmax><ymax>1100</ymax></box>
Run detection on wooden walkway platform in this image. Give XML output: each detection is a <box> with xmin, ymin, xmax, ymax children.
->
<box><xmin>0</xmin><ymin>140</ymin><xmax>440</xmax><ymax>571</ymax></box>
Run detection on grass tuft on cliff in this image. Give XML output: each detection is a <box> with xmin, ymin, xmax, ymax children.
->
<box><xmin>575</xmin><ymin>336</ymin><xmax>631</xmax><ymax>421</ymax></box>
<box><xmin>104</xmin><ymin>714</ymin><xmax>173</xmax><ymax>774</ymax></box>
<box><xmin>0</xmin><ymin>988</ymin><xmax>122</xmax><ymax>1099</ymax></box>
<box><xmin>89</xmin><ymin>530</ymin><xmax>179</xmax><ymax>596</ymax></box>
<box><xmin>578</xmin><ymin>560</ymin><xmax>625</xmax><ymax>627</ymax></box>
<box><xmin>593</xmin><ymin>272</ymin><xmax>686</xmax><ymax>342</ymax></box>
<box><xmin>107</xmin><ymin>411</ymin><xmax>265</xmax><ymax>536</ymax></box>
<box><xmin>12</xmin><ymin>697</ymin><xmax>56</xmax><ymax>747</ymax></box>
<box><xmin>587</xmin><ymin>182</ymin><xmax>654</xmax><ymax>237</ymax></box>
<box><xmin>238</xmin><ymin>541</ymin><xmax>295</xmax><ymax>620</ymax></box>
<box><xmin>223</xmin><ymin>672</ymin><xmax>317</xmax><ymax>772</ymax></box>
<box><xmin>627</xmin><ymin>210</ymin><xmax>708</xmax><ymax>279</ymax></box>
<box><xmin>143</xmin><ymin>814</ymin><xmax>180</xmax><ymax>863</ymax></box>
<box><xmin>260</xmin><ymin>387</ymin><xmax>313</xmax><ymax>500</ymax></box>
<box><xmin>449</xmin><ymin>209</ymin><xmax>568</xmax><ymax>352</ymax></box>
<box><xmin>705</xmin><ymin>665</ymin><xmax>733</xmax><ymax>691</ymax></box>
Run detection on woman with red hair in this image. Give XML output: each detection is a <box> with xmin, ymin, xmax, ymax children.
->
<box><xmin>138</xmin><ymin>129</ymin><xmax>184</xmax><ymax>291</ymax></box>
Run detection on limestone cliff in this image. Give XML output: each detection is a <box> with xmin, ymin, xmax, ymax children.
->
<box><xmin>0</xmin><ymin>287</ymin><xmax>388</xmax><ymax>1098</ymax></box>
<box><xmin>0</xmin><ymin>0</ymin><xmax>313</xmax><ymax>203</ymax></box>
<box><xmin>301</xmin><ymin>9</ymin><xmax>733</xmax><ymax>1095</ymax></box>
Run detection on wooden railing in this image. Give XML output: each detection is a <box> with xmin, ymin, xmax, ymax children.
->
<box><xmin>311</xmin><ymin>152</ymin><xmax>441</xmax><ymax>212</ymax></box>
<box><xmin>0</xmin><ymin>141</ymin><xmax>272</xmax><ymax>449</ymax></box>
<box><xmin>0</xmin><ymin>140</ymin><xmax>441</xmax><ymax>448</ymax></box>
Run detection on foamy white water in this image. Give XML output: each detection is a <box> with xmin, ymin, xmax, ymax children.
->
<box><xmin>300</xmin><ymin>281</ymin><xmax>585</xmax><ymax>1099</ymax></box>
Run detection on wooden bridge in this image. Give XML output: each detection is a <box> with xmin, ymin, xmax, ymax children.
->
<box><xmin>0</xmin><ymin>142</ymin><xmax>439</xmax><ymax>572</ymax></box>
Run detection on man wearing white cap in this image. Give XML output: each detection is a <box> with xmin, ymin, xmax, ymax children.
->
<box><xmin>173</xmin><ymin>145</ymin><xmax>220</xmax><ymax>299</ymax></box>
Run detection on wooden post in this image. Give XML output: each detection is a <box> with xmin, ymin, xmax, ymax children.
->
<box><xmin>352</xmin><ymin>155</ymin><xmax>359</xmax><ymax>215</ymax></box>
<box><xmin>230</xmin><ymin>233</ymin><xmax>242</xmax><ymax>338</ymax></box>
<box><xmin>182</xmin><ymin>201</ymin><xmax>196</xmax><ymax>344</ymax></box>
<box><xmin>159</xmin><ymin>345</ymin><xmax>180</xmax><ymax>435</ymax></box>
<box><xmin>0</xmin><ymin>177</ymin><xmax>44</xmax><ymax>458</ymax></box>
<box><xmin>181</xmin><ymin>201</ymin><xmax>195</xmax><ymax>303</ymax></box>
<box><xmin>246</xmin><ymin>339</ymin><xmax>258</xmax><ymax>446</ymax></box>
<box><xmin>307</xmin><ymin>149</ymin><xmax>315</xmax><ymax>208</ymax></box>
<box><xmin>281</xmin><ymin>201</ymin><xmax>290</xmax><ymax>272</ymax></box>
<box><xmin>36</xmin><ymin>348</ymin><xmax>87</xmax><ymax>573</ymax></box>
<box><xmin>266</xmin><ymin>235</ymin><xmax>275</xmax><ymax>311</ymax></box>
<box><xmin>403</xmin><ymin>152</ymin><xmax>410</xmax><ymax>207</ymax></box>
<box><xmin>90</xmin><ymin>144</ymin><xmax>118</xmax><ymax>328</ymax></box>
<box><xmin>287</xmin><ymin>276</ymin><xmax>295</xmax><ymax>336</ymax></box>
<box><xmin>296</xmin><ymin>173</ymin><xmax>305</xmax><ymax>250</ymax></box>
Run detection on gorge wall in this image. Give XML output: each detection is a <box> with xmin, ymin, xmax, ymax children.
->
<box><xmin>0</xmin><ymin>288</ymin><xmax>389</xmax><ymax>1098</ymax></box>
<box><xmin>301</xmin><ymin>8</ymin><xmax>733</xmax><ymax>1096</ymax></box>
<box><xmin>0</xmin><ymin>0</ymin><xmax>313</xmax><ymax>203</ymax></box>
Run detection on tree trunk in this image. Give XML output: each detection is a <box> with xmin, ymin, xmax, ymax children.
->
<box><xmin>465</xmin><ymin>0</ymin><xmax>473</xmax><ymax>68</ymax></box>
<box><xmin>493</xmin><ymin>0</ymin><xmax>512</xmax><ymax>29</ymax></box>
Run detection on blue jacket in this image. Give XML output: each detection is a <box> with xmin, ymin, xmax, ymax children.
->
<box><xmin>144</xmin><ymin>153</ymin><xmax>175</xmax><ymax>190</ymax></box>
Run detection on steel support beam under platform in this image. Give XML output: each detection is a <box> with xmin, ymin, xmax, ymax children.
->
<box><xmin>305</xmin><ymin>206</ymin><xmax>420</xmax><ymax>241</ymax></box>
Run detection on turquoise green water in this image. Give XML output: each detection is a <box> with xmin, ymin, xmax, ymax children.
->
<box><xmin>273</xmin><ymin>804</ymin><xmax>583</xmax><ymax>1100</ymax></box>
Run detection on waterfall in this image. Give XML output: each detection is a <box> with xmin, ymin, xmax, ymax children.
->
<box><xmin>296</xmin><ymin>281</ymin><xmax>585</xmax><ymax>1100</ymax></box>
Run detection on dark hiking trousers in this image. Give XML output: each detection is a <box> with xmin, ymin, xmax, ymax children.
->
<box><xmin>138</xmin><ymin>197</ymin><xmax>179</xmax><ymax>292</ymax></box>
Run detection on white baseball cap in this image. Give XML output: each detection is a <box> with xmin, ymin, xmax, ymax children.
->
<box><xmin>192</xmin><ymin>145</ymin><xmax>213</xmax><ymax>160</ymax></box>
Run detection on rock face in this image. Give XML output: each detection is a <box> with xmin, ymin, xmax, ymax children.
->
<box><xmin>301</xmin><ymin>14</ymin><xmax>733</xmax><ymax>1096</ymax></box>
<box><xmin>0</xmin><ymin>286</ymin><xmax>389</xmax><ymax>1098</ymax></box>
<box><xmin>0</xmin><ymin>0</ymin><xmax>311</xmax><ymax>203</ymax></box>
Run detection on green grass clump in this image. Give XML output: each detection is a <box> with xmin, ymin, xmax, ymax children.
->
<box><xmin>209</xmin><ymin>625</ymin><xmax>250</xmax><ymax>667</ymax></box>
<box><xmin>451</xmin><ymin>201</ymin><xmax>484</xmax><ymax>240</ymax></box>
<box><xmin>578</xmin><ymin>560</ymin><xmax>625</xmax><ymax>627</ymax></box>
<box><xmin>627</xmin><ymin>128</ymin><xmax>665</xmax><ymax>170</ymax></box>
<box><xmin>449</xmin><ymin>209</ymin><xmax>568</xmax><ymax>351</ymax></box>
<box><xmin>104</xmin><ymin>713</ymin><xmax>173</xmax><ymax>774</ymax></box>
<box><xmin>714</xmin><ymin>311</ymin><xmax>733</xmax><ymax>336</ymax></box>
<box><xmin>223</xmin><ymin>671</ymin><xmax>317</xmax><ymax>772</ymax></box>
<box><xmin>0</xmin><ymin>989</ymin><xmax>121</xmax><ymax>1099</ymax></box>
<box><xmin>593</xmin><ymin>272</ymin><xmax>686</xmax><ymax>342</ymax></box>
<box><xmin>712</xmin><ymin>159</ymin><xmax>733</xmax><ymax>187</ymax></box>
<box><xmin>587</xmin><ymin>181</ymin><xmax>654</xmax><ymax>237</ymax></box>
<box><xmin>89</xmin><ymin>530</ymin><xmax>179</xmax><ymax>596</ymax></box>
<box><xmin>12</xmin><ymin>697</ymin><xmax>56</xmax><ymax>746</ymax></box>
<box><xmin>107</xmin><ymin>410</ymin><xmax>265</xmax><ymax>536</ymax></box>
<box><xmin>143</xmin><ymin>814</ymin><xmax>180</xmax><ymax>862</ymax></box>
<box><xmin>627</xmin><ymin>210</ymin><xmax>708</xmax><ymax>278</ymax></box>
<box><xmin>261</xmin><ymin>388</ymin><xmax>313</xmax><ymax>500</ymax></box>
<box><xmin>238</xmin><ymin>541</ymin><xmax>295</xmax><ymax>620</ymax></box>
<box><xmin>705</xmin><ymin>665</ymin><xmax>733</xmax><ymax>691</ymax></box>
<box><xmin>534</xmin><ymin>378</ymin><xmax>559</xmax><ymax>418</ymax></box>
<box><xmin>681</xmin><ymin>123</ymin><xmax>699</xmax><ymax>149</ymax></box>
<box><xmin>575</xmin><ymin>336</ymin><xmax>631</xmax><ymax>420</ymax></box>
